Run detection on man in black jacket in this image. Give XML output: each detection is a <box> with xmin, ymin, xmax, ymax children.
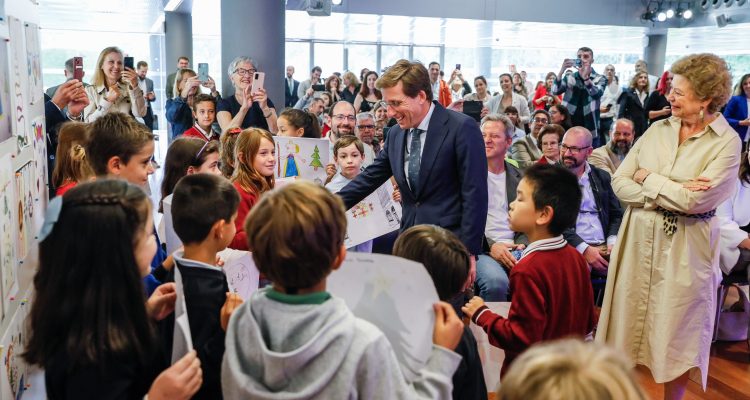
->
<box><xmin>561</xmin><ymin>126</ymin><xmax>623</xmax><ymax>275</ymax></box>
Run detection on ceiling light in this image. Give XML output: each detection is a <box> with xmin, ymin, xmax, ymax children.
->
<box><xmin>657</xmin><ymin>11</ymin><xmax>667</xmax><ymax>21</ymax></box>
<box><xmin>164</xmin><ymin>0</ymin><xmax>184</xmax><ymax>12</ymax></box>
<box><xmin>332</xmin><ymin>0</ymin><xmax>343</xmax><ymax>4</ymax></box>
<box><xmin>683</xmin><ymin>8</ymin><xmax>693</xmax><ymax>18</ymax></box>
<box><xmin>666</xmin><ymin>8</ymin><xmax>675</xmax><ymax>18</ymax></box>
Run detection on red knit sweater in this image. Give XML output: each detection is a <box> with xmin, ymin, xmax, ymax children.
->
<box><xmin>472</xmin><ymin>236</ymin><xmax>596</xmax><ymax>377</ymax></box>
<box><xmin>229</xmin><ymin>181</ymin><xmax>258</xmax><ymax>250</ymax></box>
<box><xmin>182</xmin><ymin>125</ymin><xmax>219</xmax><ymax>142</ymax></box>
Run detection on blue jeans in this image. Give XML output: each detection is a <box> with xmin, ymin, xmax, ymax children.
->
<box><xmin>475</xmin><ymin>254</ymin><xmax>510</xmax><ymax>301</ymax></box>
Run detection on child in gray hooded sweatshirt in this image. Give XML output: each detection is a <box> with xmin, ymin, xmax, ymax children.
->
<box><xmin>222</xmin><ymin>181</ymin><xmax>465</xmax><ymax>400</ymax></box>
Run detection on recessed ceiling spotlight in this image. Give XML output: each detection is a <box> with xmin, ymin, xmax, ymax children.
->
<box><xmin>666</xmin><ymin>8</ymin><xmax>675</xmax><ymax>18</ymax></box>
<box><xmin>657</xmin><ymin>11</ymin><xmax>668</xmax><ymax>21</ymax></box>
<box><xmin>332</xmin><ymin>0</ymin><xmax>343</xmax><ymax>5</ymax></box>
<box><xmin>683</xmin><ymin>8</ymin><xmax>693</xmax><ymax>18</ymax></box>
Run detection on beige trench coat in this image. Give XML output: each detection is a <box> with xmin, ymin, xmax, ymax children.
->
<box><xmin>596</xmin><ymin>115</ymin><xmax>741</xmax><ymax>388</ymax></box>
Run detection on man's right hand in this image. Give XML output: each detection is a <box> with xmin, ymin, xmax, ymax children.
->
<box><xmin>583</xmin><ymin>245</ymin><xmax>608</xmax><ymax>275</ymax></box>
<box><xmin>559</xmin><ymin>59</ymin><xmax>575</xmax><ymax>76</ymax></box>
<box><xmin>51</xmin><ymin>79</ymin><xmax>85</xmax><ymax>110</ymax></box>
<box><xmin>489</xmin><ymin>242</ymin><xmax>518</xmax><ymax>268</ymax></box>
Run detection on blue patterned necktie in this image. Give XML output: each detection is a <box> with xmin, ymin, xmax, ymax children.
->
<box><xmin>408</xmin><ymin>128</ymin><xmax>423</xmax><ymax>194</ymax></box>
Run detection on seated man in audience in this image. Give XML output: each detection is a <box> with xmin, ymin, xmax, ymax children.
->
<box><xmin>354</xmin><ymin>112</ymin><xmax>378</xmax><ymax>167</ymax></box>
<box><xmin>589</xmin><ymin>118</ymin><xmax>635</xmax><ymax>176</ymax></box>
<box><xmin>463</xmin><ymin>164</ymin><xmax>596</xmax><ymax>377</ymax></box>
<box><xmin>476</xmin><ymin>114</ymin><xmax>526</xmax><ymax>302</ymax></box>
<box><xmin>510</xmin><ymin>109</ymin><xmax>549</xmax><ymax>168</ymax></box>
<box><xmin>560</xmin><ymin>127</ymin><xmax>623</xmax><ymax>275</ymax></box>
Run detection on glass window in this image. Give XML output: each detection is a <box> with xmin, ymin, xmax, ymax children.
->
<box><xmin>314</xmin><ymin>42</ymin><xmax>344</xmax><ymax>75</ymax></box>
<box><xmin>413</xmin><ymin>46</ymin><xmax>440</xmax><ymax>66</ymax></box>
<box><xmin>347</xmin><ymin>44</ymin><xmax>376</xmax><ymax>75</ymax></box>
<box><xmin>286</xmin><ymin>41</ymin><xmax>311</xmax><ymax>78</ymax></box>
<box><xmin>381</xmin><ymin>45</ymin><xmax>409</xmax><ymax>71</ymax></box>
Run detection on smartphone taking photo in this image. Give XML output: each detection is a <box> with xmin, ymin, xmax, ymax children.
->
<box><xmin>72</xmin><ymin>57</ymin><xmax>84</xmax><ymax>81</ymax></box>
<box><xmin>198</xmin><ymin>63</ymin><xmax>209</xmax><ymax>82</ymax></box>
<box><xmin>251</xmin><ymin>72</ymin><xmax>265</xmax><ymax>94</ymax></box>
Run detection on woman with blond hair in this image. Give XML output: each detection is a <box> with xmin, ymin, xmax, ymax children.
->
<box><xmin>341</xmin><ymin>71</ymin><xmax>360</xmax><ymax>104</ymax></box>
<box><xmin>617</xmin><ymin>71</ymin><xmax>651</xmax><ymax>138</ymax></box>
<box><xmin>84</xmin><ymin>46</ymin><xmax>146</xmax><ymax>122</ymax></box>
<box><xmin>597</xmin><ymin>53</ymin><xmax>742</xmax><ymax>400</ymax></box>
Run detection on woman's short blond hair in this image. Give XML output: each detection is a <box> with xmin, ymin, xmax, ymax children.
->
<box><xmin>670</xmin><ymin>53</ymin><xmax>732</xmax><ymax>114</ymax></box>
<box><xmin>499</xmin><ymin>339</ymin><xmax>647</xmax><ymax>400</ymax></box>
<box><xmin>629</xmin><ymin>72</ymin><xmax>650</xmax><ymax>93</ymax></box>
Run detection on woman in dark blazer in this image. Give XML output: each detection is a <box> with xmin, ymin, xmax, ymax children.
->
<box><xmin>723</xmin><ymin>73</ymin><xmax>750</xmax><ymax>144</ymax></box>
<box><xmin>618</xmin><ymin>71</ymin><xmax>650</xmax><ymax>138</ymax></box>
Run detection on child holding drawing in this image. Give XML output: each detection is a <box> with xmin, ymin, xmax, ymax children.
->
<box><xmin>228</xmin><ymin>128</ymin><xmax>275</xmax><ymax>250</ymax></box>
<box><xmin>161</xmin><ymin>173</ymin><xmax>243</xmax><ymax>400</ymax></box>
<box><xmin>222</xmin><ymin>180</ymin><xmax>465</xmax><ymax>399</ymax></box>
<box><xmin>394</xmin><ymin>225</ymin><xmax>488</xmax><ymax>400</ymax></box>
<box><xmin>325</xmin><ymin>136</ymin><xmax>372</xmax><ymax>253</ymax></box>
<box><xmin>24</xmin><ymin>180</ymin><xmax>201</xmax><ymax>400</ymax></box>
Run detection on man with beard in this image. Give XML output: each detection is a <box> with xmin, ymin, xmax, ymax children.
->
<box><xmin>560</xmin><ymin>127</ymin><xmax>623</xmax><ymax>275</ymax></box>
<box><xmin>510</xmin><ymin>109</ymin><xmax>549</xmax><ymax>167</ymax></box>
<box><xmin>324</xmin><ymin>101</ymin><xmax>357</xmax><ymax>183</ymax></box>
<box><xmin>589</xmin><ymin>118</ymin><xmax>635</xmax><ymax>176</ymax></box>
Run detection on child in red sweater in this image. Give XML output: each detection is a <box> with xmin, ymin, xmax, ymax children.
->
<box><xmin>463</xmin><ymin>163</ymin><xmax>596</xmax><ymax>377</ymax></box>
<box><xmin>181</xmin><ymin>94</ymin><xmax>220</xmax><ymax>142</ymax></box>
<box><xmin>228</xmin><ymin>128</ymin><xmax>276</xmax><ymax>250</ymax></box>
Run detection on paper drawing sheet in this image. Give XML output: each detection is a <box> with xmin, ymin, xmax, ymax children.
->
<box><xmin>0</xmin><ymin>154</ymin><xmax>15</xmax><ymax>317</ymax></box>
<box><xmin>0</xmin><ymin>300</ymin><xmax>29</xmax><ymax>400</ymax></box>
<box><xmin>274</xmin><ymin>137</ymin><xmax>329</xmax><ymax>184</ymax></box>
<box><xmin>23</xmin><ymin>22</ymin><xmax>41</xmax><ymax>105</ymax></box>
<box><xmin>327</xmin><ymin>253</ymin><xmax>439</xmax><ymax>382</ymax></box>
<box><xmin>218</xmin><ymin>248</ymin><xmax>260</xmax><ymax>301</ymax></box>
<box><xmin>344</xmin><ymin>182</ymin><xmax>402</xmax><ymax>248</ymax></box>
<box><xmin>7</xmin><ymin>16</ymin><xmax>29</xmax><ymax>154</ymax></box>
<box><xmin>171</xmin><ymin>266</ymin><xmax>194</xmax><ymax>364</ymax></box>
<box><xmin>0</xmin><ymin>40</ymin><xmax>12</xmax><ymax>144</ymax></box>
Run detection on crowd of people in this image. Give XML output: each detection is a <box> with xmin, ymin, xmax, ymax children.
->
<box><xmin>34</xmin><ymin>43</ymin><xmax>750</xmax><ymax>400</ymax></box>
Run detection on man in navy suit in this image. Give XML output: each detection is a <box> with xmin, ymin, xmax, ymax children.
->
<box><xmin>284</xmin><ymin>65</ymin><xmax>300</xmax><ymax>108</ymax></box>
<box><xmin>338</xmin><ymin>59</ymin><xmax>488</xmax><ymax>284</ymax></box>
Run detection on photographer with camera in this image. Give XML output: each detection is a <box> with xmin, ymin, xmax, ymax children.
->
<box><xmin>553</xmin><ymin>46</ymin><xmax>608</xmax><ymax>148</ymax></box>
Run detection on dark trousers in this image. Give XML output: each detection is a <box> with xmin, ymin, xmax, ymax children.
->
<box><xmin>600</xmin><ymin>117</ymin><xmax>614</xmax><ymax>144</ymax></box>
<box><xmin>143</xmin><ymin>106</ymin><xmax>154</xmax><ymax>132</ymax></box>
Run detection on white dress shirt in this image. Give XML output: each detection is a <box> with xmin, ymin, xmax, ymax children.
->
<box><xmin>485</xmin><ymin>170</ymin><xmax>514</xmax><ymax>244</ymax></box>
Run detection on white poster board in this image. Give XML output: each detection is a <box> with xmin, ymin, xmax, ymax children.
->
<box><xmin>0</xmin><ymin>299</ymin><xmax>29</xmax><ymax>400</ymax></box>
<box><xmin>171</xmin><ymin>266</ymin><xmax>194</xmax><ymax>364</ymax></box>
<box><xmin>469</xmin><ymin>302</ymin><xmax>510</xmax><ymax>392</ymax></box>
<box><xmin>274</xmin><ymin>137</ymin><xmax>329</xmax><ymax>184</ymax></box>
<box><xmin>0</xmin><ymin>154</ymin><xmax>16</xmax><ymax>317</ymax></box>
<box><xmin>327</xmin><ymin>253</ymin><xmax>438</xmax><ymax>382</ymax></box>
<box><xmin>218</xmin><ymin>248</ymin><xmax>260</xmax><ymax>301</ymax></box>
<box><xmin>7</xmin><ymin>16</ymin><xmax>29</xmax><ymax>154</ymax></box>
<box><xmin>344</xmin><ymin>182</ymin><xmax>402</xmax><ymax>248</ymax></box>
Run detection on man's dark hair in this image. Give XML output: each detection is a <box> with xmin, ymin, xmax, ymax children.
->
<box><xmin>428</xmin><ymin>61</ymin><xmax>440</xmax><ymax>69</ymax></box>
<box><xmin>64</xmin><ymin>58</ymin><xmax>76</xmax><ymax>74</ymax></box>
<box><xmin>172</xmin><ymin>174</ymin><xmax>240</xmax><ymax>245</ymax></box>
<box><xmin>178</xmin><ymin>56</ymin><xmax>190</xmax><ymax>62</ymax></box>
<box><xmin>523</xmin><ymin>164</ymin><xmax>582</xmax><ymax>236</ymax></box>
<box><xmin>393</xmin><ymin>225</ymin><xmax>470</xmax><ymax>302</ymax></box>
<box><xmin>577</xmin><ymin>47</ymin><xmax>594</xmax><ymax>57</ymax></box>
<box><xmin>532</xmin><ymin>109</ymin><xmax>551</xmax><ymax>120</ymax></box>
<box><xmin>136</xmin><ymin>61</ymin><xmax>148</xmax><ymax>69</ymax></box>
<box><xmin>311</xmin><ymin>66</ymin><xmax>322</xmax><ymax>74</ymax></box>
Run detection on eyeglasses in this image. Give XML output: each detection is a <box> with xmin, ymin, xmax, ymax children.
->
<box><xmin>357</xmin><ymin>124</ymin><xmax>375</xmax><ymax>130</ymax></box>
<box><xmin>333</xmin><ymin>115</ymin><xmax>356</xmax><ymax>121</ymax></box>
<box><xmin>560</xmin><ymin>144</ymin><xmax>591</xmax><ymax>154</ymax></box>
<box><xmin>533</xmin><ymin>118</ymin><xmax>549</xmax><ymax>124</ymax></box>
<box><xmin>234</xmin><ymin>68</ymin><xmax>257</xmax><ymax>76</ymax></box>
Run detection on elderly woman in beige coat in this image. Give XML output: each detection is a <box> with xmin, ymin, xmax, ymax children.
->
<box><xmin>596</xmin><ymin>53</ymin><xmax>741</xmax><ymax>400</ymax></box>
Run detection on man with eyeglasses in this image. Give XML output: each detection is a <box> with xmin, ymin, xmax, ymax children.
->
<box><xmin>589</xmin><ymin>118</ymin><xmax>635</xmax><ymax>176</ymax></box>
<box><xmin>355</xmin><ymin>112</ymin><xmax>378</xmax><ymax>167</ymax></box>
<box><xmin>560</xmin><ymin>127</ymin><xmax>623</xmax><ymax>276</ymax></box>
<box><xmin>324</xmin><ymin>101</ymin><xmax>357</xmax><ymax>183</ymax></box>
<box><xmin>338</xmin><ymin>59</ymin><xmax>488</xmax><ymax>288</ymax></box>
<box><xmin>510</xmin><ymin>109</ymin><xmax>549</xmax><ymax>168</ymax></box>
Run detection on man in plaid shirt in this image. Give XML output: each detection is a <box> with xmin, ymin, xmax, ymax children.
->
<box><xmin>553</xmin><ymin>46</ymin><xmax>608</xmax><ymax>147</ymax></box>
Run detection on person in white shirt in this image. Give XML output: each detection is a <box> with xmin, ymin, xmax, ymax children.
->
<box><xmin>598</xmin><ymin>64</ymin><xmax>622</xmax><ymax>143</ymax></box>
<box><xmin>717</xmin><ymin>150</ymin><xmax>750</xmax><ymax>276</ymax></box>
<box><xmin>475</xmin><ymin>114</ymin><xmax>526</xmax><ymax>301</ymax></box>
<box><xmin>483</xmin><ymin>73</ymin><xmax>531</xmax><ymax>125</ymax></box>
<box><xmin>560</xmin><ymin>127</ymin><xmax>623</xmax><ymax>275</ymax></box>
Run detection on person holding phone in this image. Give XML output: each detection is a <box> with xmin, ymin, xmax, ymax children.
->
<box><xmin>216</xmin><ymin>56</ymin><xmax>277</xmax><ymax>133</ymax></box>
<box><xmin>552</xmin><ymin>46</ymin><xmax>607</xmax><ymax>148</ymax></box>
<box><xmin>84</xmin><ymin>46</ymin><xmax>147</xmax><ymax>122</ymax></box>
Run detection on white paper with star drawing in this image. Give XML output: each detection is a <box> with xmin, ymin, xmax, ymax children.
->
<box><xmin>327</xmin><ymin>253</ymin><xmax>438</xmax><ymax>382</ymax></box>
<box><xmin>344</xmin><ymin>182</ymin><xmax>402</xmax><ymax>247</ymax></box>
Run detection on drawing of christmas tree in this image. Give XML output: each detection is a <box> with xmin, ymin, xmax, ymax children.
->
<box><xmin>310</xmin><ymin>145</ymin><xmax>324</xmax><ymax>171</ymax></box>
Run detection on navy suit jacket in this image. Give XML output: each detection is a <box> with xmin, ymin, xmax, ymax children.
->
<box><xmin>723</xmin><ymin>95</ymin><xmax>748</xmax><ymax>141</ymax></box>
<box><xmin>338</xmin><ymin>101</ymin><xmax>488</xmax><ymax>255</ymax></box>
<box><xmin>284</xmin><ymin>78</ymin><xmax>300</xmax><ymax>108</ymax></box>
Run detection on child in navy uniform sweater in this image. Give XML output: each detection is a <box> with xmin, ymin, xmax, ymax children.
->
<box><xmin>463</xmin><ymin>164</ymin><xmax>596</xmax><ymax>377</ymax></box>
<box><xmin>164</xmin><ymin>173</ymin><xmax>243</xmax><ymax>399</ymax></box>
